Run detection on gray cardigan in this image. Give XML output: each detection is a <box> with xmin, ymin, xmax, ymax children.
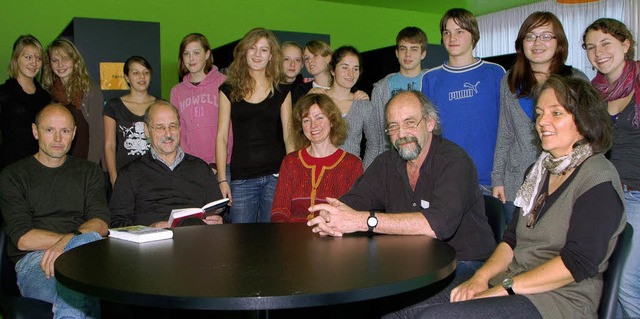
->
<box><xmin>341</xmin><ymin>99</ymin><xmax>382</xmax><ymax>169</ymax></box>
<box><xmin>491</xmin><ymin>68</ymin><xmax>587</xmax><ymax>200</ymax></box>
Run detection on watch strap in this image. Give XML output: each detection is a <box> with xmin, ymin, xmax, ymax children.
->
<box><xmin>367</xmin><ymin>211</ymin><xmax>377</xmax><ymax>232</ymax></box>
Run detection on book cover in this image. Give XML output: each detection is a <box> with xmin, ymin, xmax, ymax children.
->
<box><xmin>168</xmin><ymin>198</ymin><xmax>230</xmax><ymax>227</ymax></box>
<box><xmin>109</xmin><ymin>225</ymin><xmax>173</xmax><ymax>243</ymax></box>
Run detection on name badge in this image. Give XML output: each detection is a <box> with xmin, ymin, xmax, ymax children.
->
<box><xmin>421</xmin><ymin>200</ymin><xmax>429</xmax><ymax>209</ymax></box>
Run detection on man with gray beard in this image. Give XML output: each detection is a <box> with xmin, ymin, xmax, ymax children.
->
<box><xmin>308</xmin><ymin>91</ymin><xmax>495</xmax><ymax>316</ymax></box>
<box><xmin>109</xmin><ymin>100</ymin><xmax>223</xmax><ymax>228</ymax></box>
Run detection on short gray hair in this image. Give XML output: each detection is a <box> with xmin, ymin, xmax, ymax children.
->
<box><xmin>385</xmin><ymin>90</ymin><xmax>441</xmax><ymax>135</ymax></box>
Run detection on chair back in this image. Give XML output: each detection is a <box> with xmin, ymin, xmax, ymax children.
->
<box><xmin>599</xmin><ymin>222</ymin><xmax>633</xmax><ymax>319</ymax></box>
<box><xmin>483</xmin><ymin>195</ymin><xmax>506</xmax><ymax>244</ymax></box>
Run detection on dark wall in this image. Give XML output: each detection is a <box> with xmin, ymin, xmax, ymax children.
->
<box><xmin>359</xmin><ymin>43</ymin><xmax>448</xmax><ymax>95</ymax></box>
<box><xmin>61</xmin><ymin>18</ymin><xmax>161</xmax><ymax>102</ymax></box>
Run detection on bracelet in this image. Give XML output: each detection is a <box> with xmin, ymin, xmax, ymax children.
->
<box><xmin>218</xmin><ymin>179</ymin><xmax>228</xmax><ymax>184</ymax></box>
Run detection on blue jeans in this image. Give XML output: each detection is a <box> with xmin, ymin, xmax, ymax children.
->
<box><xmin>383</xmin><ymin>260</ymin><xmax>484</xmax><ymax>319</ymax></box>
<box><xmin>16</xmin><ymin>232</ymin><xmax>102</xmax><ymax>319</ymax></box>
<box><xmin>504</xmin><ymin>200</ymin><xmax>516</xmax><ymax>226</ymax></box>
<box><xmin>618</xmin><ymin>189</ymin><xmax>640</xmax><ymax>318</ymax></box>
<box><xmin>229</xmin><ymin>174</ymin><xmax>278</xmax><ymax>223</ymax></box>
<box><xmin>413</xmin><ymin>294</ymin><xmax>542</xmax><ymax>319</ymax></box>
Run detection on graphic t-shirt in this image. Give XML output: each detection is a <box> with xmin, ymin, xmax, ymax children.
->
<box><xmin>103</xmin><ymin>97</ymin><xmax>149</xmax><ymax>170</ymax></box>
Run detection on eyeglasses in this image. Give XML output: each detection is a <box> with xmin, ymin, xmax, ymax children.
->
<box><xmin>526</xmin><ymin>192</ymin><xmax>547</xmax><ymax>228</ymax></box>
<box><xmin>149</xmin><ymin>123</ymin><xmax>180</xmax><ymax>133</ymax></box>
<box><xmin>385</xmin><ymin>117</ymin><xmax>424</xmax><ymax>135</ymax></box>
<box><xmin>524</xmin><ymin>34</ymin><xmax>556</xmax><ymax>43</ymax></box>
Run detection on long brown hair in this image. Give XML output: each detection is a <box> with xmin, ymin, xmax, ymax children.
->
<box><xmin>225</xmin><ymin>28</ymin><xmax>283</xmax><ymax>102</ymax></box>
<box><xmin>508</xmin><ymin>12</ymin><xmax>569</xmax><ymax>97</ymax></box>
<box><xmin>42</xmin><ymin>38</ymin><xmax>91</xmax><ymax>98</ymax></box>
<box><xmin>177</xmin><ymin>33</ymin><xmax>214</xmax><ymax>79</ymax></box>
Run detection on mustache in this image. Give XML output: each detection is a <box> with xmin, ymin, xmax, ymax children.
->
<box><xmin>394</xmin><ymin>136</ymin><xmax>418</xmax><ymax>148</ymax></box>
<box><xmin>160</xmin><ymin>136</ymin><xmax>175</xmax><ymax>143</ymax></box>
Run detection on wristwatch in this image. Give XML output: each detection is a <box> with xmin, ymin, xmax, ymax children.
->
<box><xmin>367</xmin><ymin>211</ymin><xmax>378</xmax><ymax>232</ymax></box>
<box><xmin>501</xmin><ymin>277</ymin><xmax>515</xmax><ymax>295</ymax></box>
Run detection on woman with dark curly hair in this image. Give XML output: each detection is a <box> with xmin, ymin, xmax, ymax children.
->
<box><xmin>271</xmin><ymin>93</ymin><xmax>362</xmax><ymax>223</ymax></box>
<box><xmin>584</xmin><ymin>17</ymin><xmax>640</xmax><ymax>318</ymax></box>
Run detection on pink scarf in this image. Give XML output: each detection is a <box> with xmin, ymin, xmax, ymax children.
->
<box><xmin>591</xmin><ymin>60</ymin><xmax>640</xmax><ymax>127</ymax></box>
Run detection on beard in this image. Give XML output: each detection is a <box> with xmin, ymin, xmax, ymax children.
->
<box><xmin>394</xmin><ymin>136</ymin><xmax>421</xmax><ymax>161</ymax></box>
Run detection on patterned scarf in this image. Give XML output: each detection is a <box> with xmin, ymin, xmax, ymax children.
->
<box><xmin>591</xmin><ymin>60</ymin><xmax>640</xmax><ymax>127</ymax></box>
<box><xmin>50</xmin><ymin>77</ymin><xmax>83</xmax><ymax>110</ymax></box>
<box><xmin>514</xmin><ymin>143</ymin><xmax>593</xmax><ymax>216</ymax></box>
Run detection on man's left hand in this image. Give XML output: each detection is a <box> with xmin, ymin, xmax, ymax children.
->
<box><xmin>307</xmin><ymin>197</ymin><xmax>367</xmax><ymax>236</ymax></box>
<box><xmin>40</xmin><ymin>234</ymin><xmax>73</xmax><ymax>279</ymax></box>
<box><xmin>203</xmin><ymin>215</ymin><xmax>223</xmax><ymax>225</ymax></box>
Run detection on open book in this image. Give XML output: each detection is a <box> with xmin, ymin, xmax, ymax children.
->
<box><xmin>109</xmin><ymin>225</ymin><xmax>173</xmax><ymax>243</ymax></box>
<box><xmin>168</xmin><ymin>198</ymin><xmax>230</xmax><ymax>227</ymax></box>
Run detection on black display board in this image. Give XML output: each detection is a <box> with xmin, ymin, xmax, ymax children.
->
<box><xmin>60</xmin><ymin>18</ymin><xmax>161</xmax><ymax>102</ymax></box>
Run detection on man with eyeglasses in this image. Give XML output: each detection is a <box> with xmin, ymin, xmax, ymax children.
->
<box><xmin>421</xmin><ymin>8</ymin><xmax>505</xmax><ymax>197</ymax></box>
<box><xmin>110</xmin><ymin>100</ymin><xmax>223</xmax><ymax>228</ymax></box>
<box><xmin>308</xmin><ymin>90</ymin><xmax>496</xmax><ymax>317</ymax></box>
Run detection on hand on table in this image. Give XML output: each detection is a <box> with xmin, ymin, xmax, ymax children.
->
<box><xmin>204</xmin><ymin>215</ymin><xmax>223</xmax><ymax>225</ymax></box>
<box><xmin>307</xmin><ymin>197</ymin><xmax>366</xmax><ymax>236</ymax></box>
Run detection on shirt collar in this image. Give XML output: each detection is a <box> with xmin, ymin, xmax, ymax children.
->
<box><xmin>150</xmin><ymin>146</ymin><xmax>185</xmax><ymax>171</ymax></box>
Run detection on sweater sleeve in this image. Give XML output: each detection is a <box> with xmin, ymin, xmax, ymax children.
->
<box><xmin>361</xmin><ymin>100</ymin><xmax>382</xmax><ymax>169</ymax></box>
<box><xmin>560</xmin><ymin>182</ymin><xmax>624</xmax><ymax>282</ymax></box>
<box><xmin>491</xmin><ymin>74</ymin><xmax>513</xmax><ymax>187</ymax></box>
<box><xmin>109</xmin><ymin>168</ymin><xmax>137</xmax><ymax>227</ymax></box>
<box><xmin>84</xmin><ymin>163</ymin><xmax>110</xmax><ymax>224</ymax></box>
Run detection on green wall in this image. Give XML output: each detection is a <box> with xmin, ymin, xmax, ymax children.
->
<box><xmin>0</xmin><ymin>0</ymin><xmax>442</xmax><ymax>99</ymax></box>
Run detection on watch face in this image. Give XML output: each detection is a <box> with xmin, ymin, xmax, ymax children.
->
<box><xmin>502</xmin><ymin>277</ymin><xmax>514</xmax><ymax>288</ymax></box>
<box><xmin>367</xmin><ymin>216</ymin><xmax>378</xmax><ymax>227</ymax></box>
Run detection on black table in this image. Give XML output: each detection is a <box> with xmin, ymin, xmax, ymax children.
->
<box><xmin>55</xmin><ymin>223</ymin><xmax>455</xmax><ymax>311</ymax></box>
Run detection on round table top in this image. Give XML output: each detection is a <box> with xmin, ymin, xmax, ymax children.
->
<box><xmin>55</xmin><ymin>223</ymin><xmax>456</xmax><ymax>310</ymax></box>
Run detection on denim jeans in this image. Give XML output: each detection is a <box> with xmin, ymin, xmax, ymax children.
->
<box><xmin>16</xmin><ymin>232</ymin><xmax>102</xmax><ymax>319</ymax></box>
<box><xmin>412</xmin><ymin>294</ymin><xmax>542</xmax><ymax>319</ymax></box>
<box><xmin>618</xmin><ymin>189</ymin><xmax>640</xmax><ymax>318</ymax></box>
<box><xmin>383</xmin><ymin>260</ymin><xmax>484</xmax><ymax>319</ymax></box>
<box><xmin>229</xmin><ymin>174</ymin><xmax>278</xmax><ymax>223</ymax></box>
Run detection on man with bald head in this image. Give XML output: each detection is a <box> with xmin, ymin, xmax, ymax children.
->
<box><xmin>308</xmin><ymin>90</ymin><xmax>496</xmax><ymax>317</ymax></box>
<box><xmin>0</xmin><ymin>103</ymin><xmax>109</xmax><ymax>318</ymax></box>
<box><xmin>110</xmin><ymin>100</ymin><xmax>223</xmax><ymax>228</ymax></box>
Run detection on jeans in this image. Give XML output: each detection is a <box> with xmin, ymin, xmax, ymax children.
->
<box><xmin>16</xmin><ymin>232</ymin><xmax>102</xmax><ymax>319</ymax></box>
<box><xmin>413</xmin><ymin>294</ymin><xmax>542</xmax><ymax>319</ymax></box>
<box><xmin>229</xmin><ymin>174</ymin><xmax>278</xmax><ymax>223</ymax></box>
<box><xmin>618</xmin><ymin>189</ymin><xmax>640</xmax><ymax>318</ymax></box>
<box><xmin>504</xmin><ymin>200</ymin><xmax>516</xmax><ymax>226</ymax></box>
<box><xmin>383</xmin><ymin>260</ymin><xmax>484</xmax><ymax>319</ymax></box>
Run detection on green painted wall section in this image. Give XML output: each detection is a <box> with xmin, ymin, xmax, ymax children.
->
<box><xmin>0</xmin><ymin>0</ymin><xmax>443</xmax><ymax>99</ymax></box>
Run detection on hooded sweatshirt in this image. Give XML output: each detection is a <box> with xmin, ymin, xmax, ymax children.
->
<box><xmin>170</xmin><ymin>66</ymin><xmax>231</xmax><ymax>164</ymax></box>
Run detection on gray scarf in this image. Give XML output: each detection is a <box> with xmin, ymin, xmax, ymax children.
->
<box><xmin>514</xmin><ymin>143</ymin><xmax>593</xmax><ymax>216</ymax></box>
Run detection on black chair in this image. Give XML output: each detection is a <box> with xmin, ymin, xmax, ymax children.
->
<box><xmin>483</xmin><ymin>195</ymin><xmax>507</xmax><ymax>244</ymax></box>
<box><xmin>0</xmin><ymin>220</ymin><xmax>53</xmax><ymax>319</ymax></box>
<box><xmin>599</xmin><ymin>222</ymin><xmax>633</xmax><ymax>319</ymax></box>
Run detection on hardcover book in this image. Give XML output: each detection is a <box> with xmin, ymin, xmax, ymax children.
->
<box><xmin>108</xmin><ymin>225</ymin><xmax>173</xmax><ymax>243</ymax></box>
<box><xmin>168</xmin><ymin>198</ymin><xmax>230</xmax><ymax>227</ymax></box>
